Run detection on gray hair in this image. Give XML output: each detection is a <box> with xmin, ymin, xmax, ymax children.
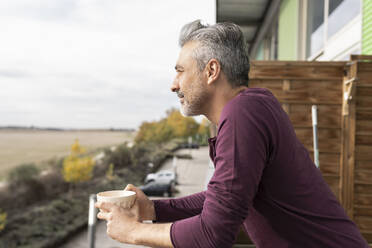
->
<box><xmin>179</xmin><ymin>20</ymin><xmax>250</xmax><ymax>87</ymax></box>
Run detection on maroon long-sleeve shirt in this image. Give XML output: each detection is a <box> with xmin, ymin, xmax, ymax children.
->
<box><xmin>153</xmin><ymin>88</ymin><xmax>368</xmax><ymax>248</ymax></box>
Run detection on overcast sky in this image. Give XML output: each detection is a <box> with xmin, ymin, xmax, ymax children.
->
<box><xmin>0</xmin><ymin>0</ymin><xmax>215</xmax><ymax>129</ymax></box>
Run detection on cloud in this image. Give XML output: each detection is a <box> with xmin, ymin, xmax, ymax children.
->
<box><xmin>0</xmin><ymin>0</ymin><xmax>215</xmax><ymax>128</ymax></box>
<box><xmin>0</xmin><ymin>69</ymin><xmax>29</xmax><ymax>78</ymax></box>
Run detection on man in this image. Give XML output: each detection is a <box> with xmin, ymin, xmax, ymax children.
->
<box><xmin>96</xmin><ymin>20</ymin><xmax>369</xmax><ymax>248</ymax></box>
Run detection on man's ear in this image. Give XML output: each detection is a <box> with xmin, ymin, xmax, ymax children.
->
<box><xmin>205</xmin><ymin>59</ymin><xmax>220</xmax><ymax>85</ymax></box>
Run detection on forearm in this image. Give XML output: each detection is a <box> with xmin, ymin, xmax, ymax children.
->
<box><xmin>153</xmin><ymin>191</ymin><xmax>206</xmax><ymax>222</ymax></box>
<box><xmin>133</xmin><ymin>222</ymin><xmax>173</xmax><ymax>248</ymax></box>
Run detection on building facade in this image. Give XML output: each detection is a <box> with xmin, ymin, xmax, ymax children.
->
<box><xmin>253</xmin><ymin>0</ymin><xmax>372</xmax><ymax>61</ymax></box>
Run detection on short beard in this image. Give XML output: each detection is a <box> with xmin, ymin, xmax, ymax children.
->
<box><xmin>180</xmin><ymin>77</ymin><xmax>208</xmax><ymax>117</ymax></box>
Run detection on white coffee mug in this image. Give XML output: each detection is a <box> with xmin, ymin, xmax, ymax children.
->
<box><xmin>96</xmin><ymin>190</ymin><xmax>136</xmax><ymax>209</ymax></box>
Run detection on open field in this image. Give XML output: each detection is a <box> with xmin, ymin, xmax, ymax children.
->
<box><xmin>0</xmin><ymin>129</ymin><xmax>134</xmax><ymax>178</ymax></box>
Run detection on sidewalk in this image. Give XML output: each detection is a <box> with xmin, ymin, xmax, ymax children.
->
<box><xmin>60</xmin><ymin>147</ymin><xmax>210</xmax><ymax>248</ymax></box>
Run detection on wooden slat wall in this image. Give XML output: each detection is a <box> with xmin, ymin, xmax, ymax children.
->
<box><xmin>249</xmin><ymin>61</ymin><xmax>345</xmax><ymax>197</ymax></box>
<box><xmin>353</xmin><ymin>60</ymin><xmax>372</xmax><ymax>242</ymax></box>
<box><xmin>245</xmin><ymin>60</ymin><xmax>372</xmax><ymax>245</ymax></box>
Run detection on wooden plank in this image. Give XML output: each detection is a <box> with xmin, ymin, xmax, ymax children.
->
<box><xmin>301</xmin><ymin>140</ymin><xmax>341</xmax><ymax>153</ymax></box>
<box><xmin>249</xmin><ymin>64</ymin><xmax>345</xmax><ymax>80</ymax></box>
<box><xmin>354</xmin><ymin>193</ymin><xmax>372</xmax><ymax>206</ymax></box>
<box><xmin>356</xmin><ymin>86</ymin><xmax>372</xmax><ymax>97</ymax></box>
<box><xmin>290</xmin><ymin>104</ymin><xmax>341</xmax><ymax>116</ymax></box>
<box><xmin>249</xmin><ymin>79</ymin><xmax>284</xmax><ymax>90</ymax></box>
<box><xmin>355</xmin><ymin>169</ymin><xmax>372</xmax><ymax>185</ymax></box>
<box><xmin>357</xmin><ymin>121</ymin><xmax>372</xmax><ymax>133</ymax></box>
<box><xmin>354</xmin><ymin>216</ymin><xmax>372</xmax><ymax>232</ymax></box>
<box><xmin>283</xmin><ymin>80</ymin><xmax>291</xmax><ymax>90</ymax></box>
<box><xmin>356</xmin><ymin>161</ymin><xmax>372</xmax><ymax>170</ymax></box>
<box><xmin>323</xmin><ymin>175</ymin><xmax>340</xmax><ymax>198</ymax></box>
<box><xmin>357</xmin><ymin>108</ymin><xmax>372</xmax><ymax>121</ymax></box>
<box><xmin>295</xmin><ymin>128</ymin><xmax>341</xmax><ymax>140</ymax></box>
<box><xmin>289</xmin><ymin>105</ymin><xmax>341</xmax><ymax>128</ymax></box>
<box><xmin>356</xmin><ymin>184</ymin><xmax>372</xmax><ymax>194</ymax></box>
<box><xmin>318</xmin><ymin>153</ymin><xmax>340</xmax><ymax>174</ymax></box>
<box><xmin>356</xmin><ymin>145</ymin><xmax>372</xmax><ymax>154</ymax></box>
<box><xmin>339</xmin><ymin>63</ymin><xmax>357</xmax><ymax>219</ymax></box>
<box><xmin>351</xmin><ymin>55</ymin><xmax>372</xmax><ymax>61</ymax></box>
<box><xmin>251</xmin><ymin>60</ymin><xmax>346</xmax><ymax>67</ymax></box>
<box><xmin>268</xmin><ymin>80</ymin><xmax>342</xmax><ymax>104</ymax></box>
<box><xmin>356</xmin><ymin>135</ymin><xmax>372</xmax><ymax>145</ymax></box>
<box><xmin>357</xmin><ymin>78</ymin><xmax>372</xmax><ymax>86</ymax></box>
<box><xmin>357</xmin><ymin>97</ymin><xmax>372</xmax><ymax>108</ymax></box>
<box><xmin>282</xmin><ymin>80</ymin><xmax>291</xmax><ymax>114</ymax></box>
<box><xmin>290</xmin><ymin>80</ymin><xmax>341</xmax><ymax>91</ymax></box>
<box><xmin>281</xmin><ymin>103</ymin><xmax>290</xmax><ymax>114</ymax></box>
<box><xmin>355</xmin><ymin>71</ymin><xmax>372</xmax><ymax>82</ymax></box>
<box><xmin>295</xmin><ymin>129</ymin><xmax>341</xmax><ymax>154</ymax></box>
<box><xmin>270</xmin><ymin>90</ymin><xmax>342</xmax><ymax>105</ymax></box>
<box><xmin>354</xmin><ymin>205</ymin><xmax>372</xmax><ymax>216</ymax></box>
<box><xmin>358</xmin><ymin>64</ymin><xmax>372</xmax><ymax>72</ymax></box>
<box><xmin>308</xmin><ymin>151</ymin><xmax>340</xmax><ymax>160</ymax></box>
<box><xmin>356</xmin><ymin>151</ymin><xmax>372</xmax><ymax>161</ymax></box>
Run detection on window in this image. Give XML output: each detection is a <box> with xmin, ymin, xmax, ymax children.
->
<box><xmin>307</xmin><ymin>0</ymin><xmax>325</xmax><ymax>57</ymax></box>
<box><xmin>306</xmin><ymin>0</ymin><xmax>361</xmax><ymax>59</ymax></box>
<box><xmin>328</xmin><ymin>0</ymin><xmax>361</xmax><ymax>38</ymax></box>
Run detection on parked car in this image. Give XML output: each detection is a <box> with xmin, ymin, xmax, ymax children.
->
<box><xmin>144</xmin><ymin>170</ymin><xmax>178</xmax><ymax>185</ymax></box>
<box><xmin>139</xmin><ymin>181</ymin><xmax>174</xmax><ymax>197</ymax></box>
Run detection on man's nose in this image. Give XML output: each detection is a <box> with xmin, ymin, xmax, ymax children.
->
<box><xmin>170</xmin><ymin>78</ymin><xmax>180</xmax><ymax>92</ymax></box>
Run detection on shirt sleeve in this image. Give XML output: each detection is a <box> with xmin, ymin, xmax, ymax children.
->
<box><xmin>170</xmin><ymin>96</ymin><xmax>271</xmax><ymax>248</ymax></box>
<box><xmin>152</xmin><ymin>191</ymin><xmax>206</xmax><ymax>222</ymax></box>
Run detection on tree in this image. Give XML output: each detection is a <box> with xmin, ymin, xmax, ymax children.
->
<box><xmin>134</xmin><ymin>108</ymin><xmax>200</xmax><ymax>145</ymax></box>
<box><xmin>166</xmin><ymin>109</ymin><xmax>199</xmax><ymax>138</ymax></box>
<box><xmin>198</xmin><ymin>118</ymin><xmax>210</xmax><ymax>136</ymax></box>
<box><xmin>0</xmin><ymin>209</ymin><xmax>6</xmax><ymax>232</ymax></box>
<box><xmin>197</xmin><ymin>118</ymin><xmax>211</xmax><ymax>145</ymax></box>
<box><xmin>62</xmin><ymin>139</ymin><xmax>95</xmax><ymax>185</ymax></box>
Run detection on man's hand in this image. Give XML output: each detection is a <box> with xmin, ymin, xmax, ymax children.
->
<box><xmin>95</xmin><ymin>199</ymin><xmax>141</xmax><ymax>244</ymax></box>
<box><xmin>124</xmin><ymin>184</ymin><xmax>156</xmax><ymax>221</ymax></box>
<box><xmin>95</xmin><ymin>193</ymin><xmax>173</xmax><ymax>248</ymax></box>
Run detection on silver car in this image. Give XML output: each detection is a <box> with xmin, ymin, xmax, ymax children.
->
<box><xmin>144</xmin><ymin>170</ymin><xmax>178</xmax><ymax>186</ymax></box>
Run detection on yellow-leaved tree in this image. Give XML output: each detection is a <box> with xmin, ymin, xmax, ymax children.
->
<box><xmin>134</xmin><ymin>108</ymin><xmax>200</xmax><ymax>144</ymax></box>
<box><xmin>0</xmin><ymin>209</ymin><xmax>7</xmax><ymax>232</ymax></box>
<box><xmin>166</xmin><ymin>109</ymin><xmax>199</xmax><ymax>138</ymax></box>
<box><xmin>62</xmin><ymin>139</ymin><xmax>95</xmax><ymax>186</ymax></box>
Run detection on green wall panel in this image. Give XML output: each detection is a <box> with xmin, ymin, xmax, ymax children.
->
<box><xmin>362</xmin><ymin>0</ymin><xmax>372</xmax><ymax>54</ymax></box>
<box><xmin>278</xmin><ymin>0</ymin><xmax>298</xmax><ymax>60</ymax></box>
<box><xmin>255</xmin><ymin>42</ymin><xmax>264</xmax><ymax>60</ymax></box>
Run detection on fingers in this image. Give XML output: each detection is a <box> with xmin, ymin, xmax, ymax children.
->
<box><xmin>125</xmin><ymin>184</ymin><xmax>147</xmax><ymax>199</ymax></box>
<box><xmin>97</xmin><ymin>211</ymin><xmax>112</xmax><ymax>221</ymax></box>
<box><xmin>124</xmin><ymin>184</ymin><xmax>137</xmax><ymax>192</ymax></box>
<box><xmin>95</xmin><ymin>201</ymin><xmax>115</xmax><ymax>212</ymax></box>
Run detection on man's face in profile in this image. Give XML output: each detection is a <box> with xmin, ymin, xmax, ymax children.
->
<box><xmin>172</xmin><ymin>42</ymin><xmax>209</xmax><ymax>117</ymax></box>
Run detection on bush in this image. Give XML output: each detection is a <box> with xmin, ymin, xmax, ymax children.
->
<box><xmin>103</xmin><ymin>144</ymin><xmax>132</xmax><ymax>170</ymax></box>
<box><xmin>106</xmin><ymin>163</ymin><xmax>115</xmax><ymax>181</ymax></box>
<box><xmin>7</xmin><ymin>163</ymin><xmax>40</xmax><ymax>186</ymax></box>
<box><xmin>0</xmin><ymin>196</ymin><xmax>88</xmax><ymax>248</ymax></box>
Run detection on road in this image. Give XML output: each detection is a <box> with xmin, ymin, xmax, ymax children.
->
<box><xmin>60</xmin><ymin>146</ymin><xmax>211</xmax><ymax>248</ymax></box>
